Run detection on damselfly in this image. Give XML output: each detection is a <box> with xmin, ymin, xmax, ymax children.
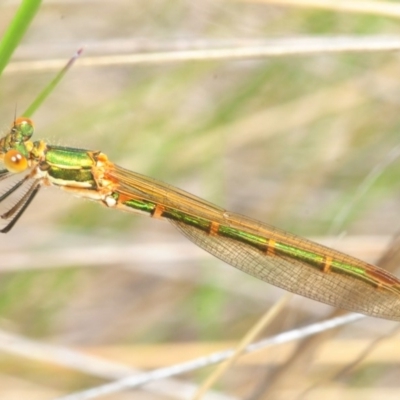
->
<box><xmin>1</xmin><ymin>117</ymin><xmax>400</xmax><ymax>320</ymax></box>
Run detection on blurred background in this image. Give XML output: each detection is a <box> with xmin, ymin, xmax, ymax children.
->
<box><xmin>1</xmin><ymin>1</ymin><xmax>400</xmax><ymax>399</ymax></box>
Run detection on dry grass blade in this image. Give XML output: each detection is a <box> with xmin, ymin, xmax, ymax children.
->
<box><xmin>245</xmin><ymin>0</ymin><xmax>400</xmax><ymax>18</ymax></box>
<box><xmin>0</xmin><ymin>329</ymin><xmax>234</xmax><ymax>400</ymax></box>
<box><xmin>53</xmin><ymin>313</ymin><xmax>363</xmax><ymax>400</ymax></box>
<box><xmin>193</xmin><ymin>294</ymin><xmax>292</xmax><ymax>399</ymax></box>
<box><xmin>4</xmin><ymin>36</ymin><xmax>400</xmax><ymax>74</ymax></box>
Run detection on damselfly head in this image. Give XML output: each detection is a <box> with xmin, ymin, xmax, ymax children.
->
<box><xmin>11</xmin><ymin>117</ymin><xmax>34</xmax><ymax>142</ymax></box>
<box><xmin>0</xmin><ymin>117</ymin><xmax>34</xmax><ymax>168</ymax></box>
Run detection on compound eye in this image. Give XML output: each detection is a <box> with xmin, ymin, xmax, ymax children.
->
<box><xmin>4</xmin><ymin>150</ymin><xmax>29</xmax><ymax>173</ymax></box>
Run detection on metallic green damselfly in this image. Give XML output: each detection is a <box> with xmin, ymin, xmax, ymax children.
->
<box><xmin>1</xmin><ymin>117</ymin><xmax>400</xmax><ymax>320</ymax></box>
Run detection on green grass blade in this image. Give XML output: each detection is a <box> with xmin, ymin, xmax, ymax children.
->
<box><xmin>23</xmin><ymin>48</ymin><xmax>83</xmax><ymax>117</ymax></box>
<box><xmin>0</xmin><ymin>0</ymin><xmax>42</xmax><ymax>77</ymax></box>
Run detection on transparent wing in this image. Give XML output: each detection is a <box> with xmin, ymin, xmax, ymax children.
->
<box><xmin>170</xmin><ymin>216</ymin><xmax>400</xmax><ymax>321</ymax></box>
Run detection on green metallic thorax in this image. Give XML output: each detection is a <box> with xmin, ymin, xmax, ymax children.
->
<box><xmin>42</xmin><ymin>144</ymin><xmax>100</xmax><ymax>188</ymax></box>
<box><xmin>45</xmin><ymin>145</ymin><xmax>98</xmax><ymax>168</ymax></box>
